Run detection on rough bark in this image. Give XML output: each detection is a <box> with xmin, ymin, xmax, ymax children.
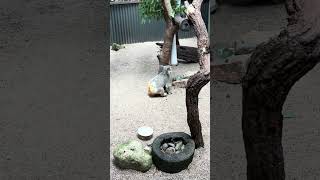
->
<box><xmin>242</xmin><ymin>0</ymin><xmax>320</xmax><ymax>179</ymax></box>
<box><xmin>185</xmin><ymin>0</ymin><xmax>210</xmax><ymax>148</ymax></box>
<box><xmin>156</xmin><ymin>42</ymin><xmax>199</xmax><ymax>63</ymax></box>
<box><xmin>160</xmin><ymin>0</ymin><xmax>179</xmax><ymax>65</ymax></box>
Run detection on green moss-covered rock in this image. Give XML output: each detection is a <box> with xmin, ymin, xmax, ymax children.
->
<box><xmin>111</xmin><ymin>43</ymin><xmax>125</xmax><ymax>51</ymax></box>
<box><xmin>113</xmin><ymin>140</ymin><xmax>152</xmax><ymax>172</ymax></box>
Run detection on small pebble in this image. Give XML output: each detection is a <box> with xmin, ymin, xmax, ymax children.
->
<box><xmin>175</xmin><ymin>141</ymin><xmax>183</xmax><ymax>150</ymax></box>
<box><xmin>168</xmin><ymin>143</ymin><xmax>175</xmax><ymax>147</ymax></box>
<box><xmin>147</xmin><ymin>142</ymin><xmax>153</xmax><ymax>146</ymax></box>
<box><xmin>144</xmin><ymin>146</ymin><xmax>152</xmax><ymax>154</ymax></box>
<box><xmin>165</xmin><ymin>147</ymin><xmax>175</xmax><ymax>154</ymax></box>
<box><xmin>162</xmin><ymin>143</ymin><xmax>168</xmax><ymax>150</ymax></box>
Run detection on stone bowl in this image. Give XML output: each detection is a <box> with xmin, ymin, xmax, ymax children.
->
<box><xmin>151</xmin><ymin>132</ymin><xmax>195</xmax><ymax>173</ymax></box>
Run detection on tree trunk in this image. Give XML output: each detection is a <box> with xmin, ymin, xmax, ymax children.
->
<box><xmin>185</xmin><ymin>0</ymin><xmax>210</xmax><ymax>148</ymax></box>
<box><xmin>176</xmin><ymin>32</ymin><xmax>180</xmax><ymax>45</ymax></box>
<box><xmin>160</xmin><ymin>0</ymin><xmax>179</xmax><ymax>65</ymax></box>
<box><xmin>242</xmin><ymin>0</ymin><xmax>320</xmax><ymax>179</ymax></box>
<box><xmin>156</xmin><ymin>43</ymin><xmax>199</xmax><ymax>63</ymax></box>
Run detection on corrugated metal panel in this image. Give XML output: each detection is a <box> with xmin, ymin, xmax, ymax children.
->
<box><xmin>110</xmin><ymin>2</ymin><xmax>209</xmax><ymax>45</ymax></box>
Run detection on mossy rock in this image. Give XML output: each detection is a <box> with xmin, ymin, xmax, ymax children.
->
<box><xmin>113</xmin><ymin>140</ymin><xmax>152</xmax><ymax>172</ymax></box>
<box><xmin>111</xmin><ymin>43</ymin><xmax>125</xmax><ymax>51</ymax></box>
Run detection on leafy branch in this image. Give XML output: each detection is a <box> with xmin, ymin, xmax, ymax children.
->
<box><xmin>138</xmin><ymin>0</ymin><xmax>186</xmax><ymax>23</ymax></box>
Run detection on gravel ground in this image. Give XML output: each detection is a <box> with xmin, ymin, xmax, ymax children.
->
<box><xmin>110</xmin><ymin>38</ymin><xmax>210</xmax><ymax>180</ymax></box>
<box><xmin>212</xmin><ymin>3</ymin><xmax>320</xmax><ymax>180</ymax></box>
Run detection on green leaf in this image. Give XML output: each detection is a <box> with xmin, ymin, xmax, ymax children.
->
<box><xmin>138</xmin><ymin>0</ymin><xmax>163</xmax><ymax>22</ymax></box>
<box><xmin>138</xmin><ymin>0</ymin><xmax>186</xmax><ymax>22</ymax></box>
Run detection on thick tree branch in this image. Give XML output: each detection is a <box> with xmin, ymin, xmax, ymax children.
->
<box><xmin>163</xmin><ymin>0</ymin><xmax>175</xmax><ymax>20</ymax></box>
<box><xmin>192</xmin><ymin>0</ymin><xmax>204</xmax><ymax>9</ymax></box>
<box><xmin>185</xmin><ymin>1</ymin><xmax>210</xmax><ymax>72</ymax></box>
<box><xmin>184</xmin><ymin>0</ymin><xmax>210</xmax><ymax>148</ymax></box>
<box><xmin>242</xmin><ymin>0</ymin><xmax>320</xmax><ymax>179</ymax></box>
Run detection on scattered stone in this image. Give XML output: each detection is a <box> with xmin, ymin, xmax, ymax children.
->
<box><xmin>165</xmin><ymin>147</ymin><xmax>176</xmax><ymax>154</ymax></box>
<box><xmin>175</xmin><ymin>141</ymin><xmax>183</xmax><ymax>150</ymax></box>
<box><xmin>113</xmin><ymin>140</ymin><xmax>152</xmax><ymax>172</ymax></box>
<box><xmin>162</xmin><ymin>143</ymin><xmax>168</xmax><ymax>150</ymax></box>
<box><xmin>144</xmin><ymin>146</ymin><xmax>152</xmax><ymax>154</ymax></box>
<box><xmin>161</xmin><ymin>139</ymin><xmax>186</xmax><ymax>154</ymax></box>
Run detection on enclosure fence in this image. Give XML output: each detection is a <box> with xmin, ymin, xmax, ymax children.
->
<box><xmin>110</xmin><ymin>0</ymin><xmax>209</xmax><ymax>45</ymax></box>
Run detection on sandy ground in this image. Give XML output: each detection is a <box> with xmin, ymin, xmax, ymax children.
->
<box><xmin>212</xmin><ymin>3</ymin><xmax>320</xmax><ymax>180</ymax></box>
<box><xmin>110</xmin><ymin>38</ymin><xmax>210</xmax><ymax>180</ymax></box>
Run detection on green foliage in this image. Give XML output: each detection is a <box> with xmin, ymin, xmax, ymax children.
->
<box><xmin>138</xmin><ymin>0</ymin><xmax>163</xmax><ymax>23</ymax></box>
<box><xmin>138</xmin><ymin>0</ymin><xmax>186</xmax><ymax>23</ymax></box>
<box><xmin>174</xmin><ymin>5</ymin><xmax>186</xmax><ymax>15</ymax></box>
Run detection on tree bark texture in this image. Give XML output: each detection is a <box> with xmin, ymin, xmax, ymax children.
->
<box><xmin>185</xmin><ymin>0</ymin><xmax>210</xmax><ymax>148</ymax></box>
<box><xmin>160</xmin><ymin>0</ymin><xmax>179</xmax><ymax>65</ymax></box>
<box><xmin>242</xmin><ymin>0</ymin><xmax>320</xmax><ymax>179</ymax></box>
